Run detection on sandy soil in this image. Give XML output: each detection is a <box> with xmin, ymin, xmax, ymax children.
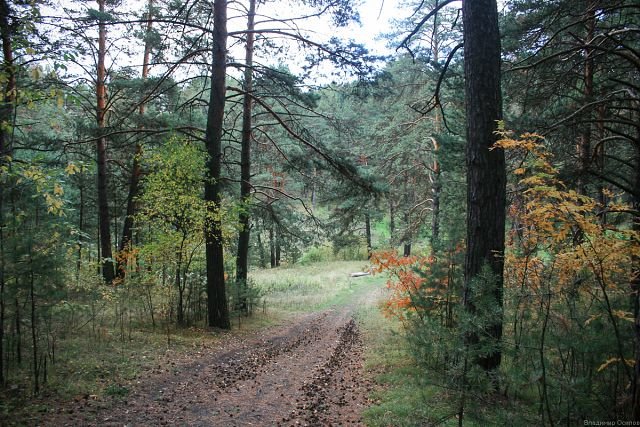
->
<box><xmin>39</xmin><ymin>285</ymin><xmax>381</xmax><ymax>426</ymax></box>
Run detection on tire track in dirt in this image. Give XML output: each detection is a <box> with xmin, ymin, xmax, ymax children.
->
<box><xmin>44</xmin><ymin>285</ymin><xmax>380</xmax><ymax>426</ymax></box>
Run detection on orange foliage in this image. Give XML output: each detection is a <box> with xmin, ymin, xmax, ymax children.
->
<box><xmin>372</xmin><ymin>248</ymin><xmax>462</xmax><ymax>322</ymax></box>
<box><xmin>499</xmin><ymin>130</ymin><xmax>640</xmax><ymax>377</ymax></box>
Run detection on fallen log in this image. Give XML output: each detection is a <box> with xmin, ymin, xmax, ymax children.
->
<box><xmin>349</xmin><ymin>271</ymin><xmax>370</xmax><ymax>278</ymax></box>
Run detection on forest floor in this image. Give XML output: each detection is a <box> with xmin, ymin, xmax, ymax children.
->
<box><xmin>29</xmin><ymin>274</ymin><xmax>383</xmax><ymax>426</ymax></box>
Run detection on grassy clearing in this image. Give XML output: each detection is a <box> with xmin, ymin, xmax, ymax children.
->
<box><xmin>250</xmin><ymin>260</ymin><xmax>376</xmax><ymax>311</ymax></box>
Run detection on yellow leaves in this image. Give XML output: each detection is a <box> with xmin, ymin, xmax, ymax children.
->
<box><xmin>612</xmin><ymin>310</ymin><xmax>635</xmax><ymax>323</ymax></box>
<box><xmin>30</xmin><ymin>65</ymin><xmax>42</xmax><ymax>81</ymax></box>
<box><xmin>18</xmin><ymin>165</ymin><xmax>66</xmax><ymax>216</ymax></box>
<box><xmin>53</xmin><ymin>183</ymin><xmax>64</xmax><ymax>196</ymax></box>
<box><xmin>65</xmin><ymin>162</ymin><xmax>81</xmax><ymax>175</ymax></box>
<box><xmin>597</xmin><ymin>357</ymin><xmax>634</xmax><ymax>373</ymax></box>
<box><xmin>504</xmin><ymin>128</ymin><xmax>639</xmax><ymax>300</ymax></box>
<box><xmin>44</xmin><ymin>192</ymin><xmax>65</xmax><ymax>216</ymax></box>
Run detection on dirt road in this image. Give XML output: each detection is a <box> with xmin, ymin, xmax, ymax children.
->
<box><xmin>47</xmin><ymin>285</ymin><xmax>381</xmax><ymax>426</ymax></box>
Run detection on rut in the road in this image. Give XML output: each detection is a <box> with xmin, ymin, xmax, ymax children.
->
<box><xmin>44</xmin><ymin>308</ymin><xmax>373</xmax><ymax>427</ymax></box>
<box><xmin>285</xmin><ymin>318</ymin><xmax>365</xmax><ymax>426</ymax></box>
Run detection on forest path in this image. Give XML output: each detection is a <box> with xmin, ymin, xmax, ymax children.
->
<box><xmin>49</xmin><ymin>280</ymin><xmax>382</xmax><ymax>426</ymax></box>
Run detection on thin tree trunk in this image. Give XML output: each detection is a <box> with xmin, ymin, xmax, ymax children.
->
<box><xmin>403</xmin><ymin>242</ymin><xmax>412</xmax><ymax>257</ymax></box>
<box><xmin>14</xmin><ymin>296</ymin><xmax>20</xmax><ymax>365</ymax></box>
<box><xmin>257</xmin><ymin>227</ymin><xmax>267</xmax><ymax>269</ymax></box>
<box><xmin>275</xmin><ymin>227</ymin><xmax>281</xmax><ymax>267</ymax></box>
<box><xmin>403</xmin><ymin>212</ymin><xmax>411</xmax><ymax>257</ymax></box>
<box><xmin>631</xmin><ymin>140</ymin><xmax>640</xmax><ymax>420</ymax></box>
<box><xmin>175</xmin><ymin>256</ymin><xmax>183</xmax><ymax>326</ymax></box>
<box><xmin>389</xmin><ymin>199</ymin><xmax>395</xmax><ymax>246</ymax></box>
<box><xmin>311</xmin><ymin>167</ymin><xmax>317</xmax><ymax>209</ymax></box>
<box><xmin>269</xmin><ymin>224</ymin><xmax>276</xmax><ymax>268</ymax></box>
<box><xmin>118</xmin><ymin>0</ymin><xmax>154</xmax><ymax>278</ymax></box>
<box><xmin>462</xmin><ymin>0</ymin><xmax>506</xmax><ymax>372</ymax></box>
<box><xmin>235</xmin><ymin>0</ymin><xmax>256</xmax><ymax>314</ymax></box>
<box><xmin>365</xmin><ymin>212</ymin><xmax>372</xmax><ymax>259</ymax></box>
<box><xmin>96</xmin><ymin>0</ymin><xmax>115</xmax><ymax>284</ymax></box>
<box><xmin>430</xmin><ymin>5</ymin><xmax>442</xmax><ymax>250</ymax></box>
<box><xmin>431</xmin><ymin>137</ymin><xmax>441</xmax><ymax>247</ymax></box>
<box><xmin>76</xmin><ymin>177</ymin><xmax>85</xmax><ymax>282</ymax></box>
<box><xmin>0</xmin><ymin>0</ymin><xmax>17</xmax><ymax>385</ymax></box>
<box><xmin>204</xmin><ymin>0</ymin><xmax>230</xmax><ymax>329</ymax></box>
<box><xmin>576</xmin><ymin>2</ymin><xmax>595</xmax><ymax>196</ymax></box>
<box><xmin>29</xmin><ymin>244</ymin><xmax>38</xmax><ymax>394</ymax></box>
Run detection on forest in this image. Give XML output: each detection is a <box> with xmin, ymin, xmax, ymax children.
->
<box><xmin>0</xmin><ymin>0</ymin><xmax>639</xmax><ymax>425</ymax></box>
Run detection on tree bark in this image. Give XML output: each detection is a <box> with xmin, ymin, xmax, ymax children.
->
<box><xmin>431</xmin><ymin>138</ymin><xmax>441</xmax><ymax>247</ymax></box>
<box><xmin>365</xmin><ymin>212</ymin><xmax>372</xmax><ymax>259</ymax></box>
<box><xmin>403</xmin><ymin>211</ymin><xmax>411</xmax><ymax>257</ymax></box>
<box><xmin>235</xmin><ymin>0</ymin><xmax>256</xmax><ymax>314</ymax></box>
<box><xmin>275</xmin><ymin>227</ymin><xmax>281</xmax><ymax>267</ymax></box>
<box><xmin>257</xmin><ymin>226</ymin><xmax>267</xmax><ymax>268</ymax></box>
<box><xmin>631</xmin><ymin>137</ymin><xmax>640</xmax><ymax>420</ymax></box>
<box><xmin>389</xmin><ymin>199</ymin><xmax>395</xmax><ymax>246</ymax></box>
<box><xmin>576</xmin><ymin>2</ymin><xmax>595</xmax><ymax>196</ymax></box>
<box><xmin>204</xmin><ymin>0</ymin><xmax>230</xmax><ymax>329</ymax></box>
<box><xmin>462</xmin><ymin>0</ymin><xmax>506</xmax><ymax>372</ymax></box>
<box><xmin>118</xmin><ymin>0</ymin><xmax>154</xmax><ymax>278</ymax></box>
<box><xmin>0</xmin><ymin>0</ymin><xmax>16</xmax><ymax>386</ymax></box>
<box><xmin>269</xmin><ymin>224</ymin><xmax>276</xmax><ymax>268</ymax></box>
<box><xmin>96</xmin><ymin>0</ymin><xmax>115</xmax><ymax>284</ymax></box>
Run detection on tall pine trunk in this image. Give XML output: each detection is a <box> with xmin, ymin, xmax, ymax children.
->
<box><xmin>118</xmin><ymin>0</ymin><xmax>155</xmax><ymax>278</ymax></box>
<box><xmin>96</xmin><ymin>0</ymin><xmax>115</xmax><ymax>284</ymax></box>
<box><xmin>462</xmin><ymin>0</ymin><xmax>506</xmax><ymax>372</ymax></box>
<box><xmin>631</xmin><ymin>140</ymin><xmax>640</xmax><ymax>420</ymax></box>
<box><xmin>430</xmin><ymin>137</ymin><xmax>441</xmax><ymax>247</ymax></box>
<box><xmin>235</xmin><ymin>0</ymin><xmax>256</xmax><ymax>314</ymax></box>
<box><xmin>576</xmin><ymin>2</ymin><xmax>595</xmax><ymax>196</ymax></box>
<box><xmin>204</xmin><ymin>0</ymin><xmax>230</xmax><ymax>329</ymax></box>
<box><xmin>0</xmin><ymin>0</ymin><xmax>16</xmax><ymax>386</ymax></box>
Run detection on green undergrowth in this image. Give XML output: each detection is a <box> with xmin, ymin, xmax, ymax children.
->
<box><xmin>358</xmin><ymin>302</ymin><xmax>534</xmax><ymax>427</ymax></box>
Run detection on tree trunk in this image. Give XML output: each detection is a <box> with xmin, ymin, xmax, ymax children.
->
<box><xmin>462</xmin><ymin>0</ymin><xmax>506</xmax><ymax>372</ymax></box>
<box><xmin>204</xmin><ymin>0</ymin><xmax>230</xmax><ymax>329</ymax></box>
<box><xmin>389</xmin><ymin>199</ymin><xmax>395</xmax><ymax>246</ymax></box>
<box><xmin>175</xmin><ymin>256</ymin><xmax>184</xmax><ymax>326</ymax></box>
<box><xmin>403</xmin><ymin>211</ymin><xmax>411</xmax><ymax>257</ymax></box>
<box><xmin>431</xmin><ymin>138</ymin><xmax>441</xmax><ymax>247</ymax></box>
<box><xmin>118</xmin><ymin>0</ymin><xmax>154</xmax><ymax>278</ymax></box>
<box><xmin>0</xmin><ymin>0</ymin><xmax>16</xmax><ymax>386</ymax></box>
<box><xmin>257</xmin><ymin>227</ymin><xmax>267</xmax><ymax>269</ymax></box>
<box><xmin>269</xmin><ymin>224</ymin><xmax>276</xmax><ymax>268</ymax></box>
<box><xmin>96</xmin><ymin>0</ymin><xmax>115</xmax><ymax>284</ymax></box>
<box><xmin>235</xmin><ymin>0</ymin><xmax>256</xmax><ymax>314</ymax></box>
<box><xmin>28</xmin><ymin>245</ymin><xmax>38</xmax><ymax>393</ymax></box>
<box><xmin>631</xmin><ymin>141</ymin><xmax>640</xmax><ymax>420</ymax></box>
<box><xmin>365</xmin><ymin>212</ymin><xmax>372</xmax><ymax>259</ymax></box>
<box><xmin>576</xmin><ymin>2</ymin><xmax>595</xmax><ymax>196</ymax></box>
<box><xmin>275</xmin><ymin>227</ymin><xmax>281</xmax><ymax>267</ymax></box>
<box><xmin>403</xmin><ymin>242</ymin><xmax>412</xmax><ymax>257</ymax></box>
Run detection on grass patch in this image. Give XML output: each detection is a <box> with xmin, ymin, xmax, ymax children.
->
<box><xmin>250</xmin><ymin>260</ymin><xmax>377</xmax><ymax>311</ymax></box>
